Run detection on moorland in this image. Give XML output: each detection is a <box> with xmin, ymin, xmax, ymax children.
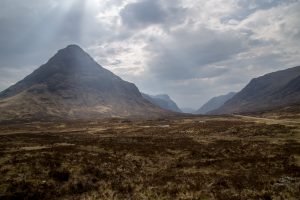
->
<box><xmin>0</xmin><ymin>114</ymin><xmax>299</xmax><ymax>200</ymax></box>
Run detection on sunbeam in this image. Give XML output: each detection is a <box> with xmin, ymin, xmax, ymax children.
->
<box><xmin>0</xmin><ymin>1</ymin><xmax>300</xmax><ymax>199</ymax></box>
<box><xmin>20</xmin><ymin>0</ymin><xmax>92</xmax><ymax>53</ymax></box>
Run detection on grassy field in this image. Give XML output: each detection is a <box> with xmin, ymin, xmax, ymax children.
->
<box><xmin>0</xmin><ymin>116</ymin><xmax>299</xmax><ymax>199</ymax></box>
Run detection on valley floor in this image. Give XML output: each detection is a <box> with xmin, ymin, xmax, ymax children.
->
<box><xmin>0</xmin><ymin>115</ymin><xmax>299</xmax><ymax>199</ymax></box>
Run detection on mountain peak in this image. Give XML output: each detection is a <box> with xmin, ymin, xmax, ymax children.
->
<box><xmin>58</xmin><ymin>44</ymin><xmax>86</xmax><ymax>55</ymax></box>
<box><xmin>66</xmin><ymin>44</ymin><xmax>83</xmax><ymax>49</ymax></box>
<box><xmin>52</xmin><ymin>44</ymin><xmax>90</xmax><ymax>61</ymax></box>
<box><xmin>0</xmin><ymin>45</ymin><xmax>170</xmax><ymax>120</ymax></box>
<box><xmin>44</xmin><ymin>44</ymin><xmax>102</xmax><ymax>74</ymax></box>
<box><xmin>142</xmin><ymin>93</ymin><xmax>182</xmax><ymax>113</ymax></box>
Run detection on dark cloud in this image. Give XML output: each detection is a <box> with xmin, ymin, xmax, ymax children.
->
<box><xmin>120</xmin><ymin>0</ymin><xmax>187</xmax><ymax>29</ymax></box>
<box><xmin>145</xmin><ymin>27</ymin><xmax>248</xmax><ymax>80</ymax></box>
<box><xmin>0</xmin><ymin>0</ymin><xmax>299</xmax><ymax>108</ymax></box>
<box><xmin>120</xmin><ymin>0</ymin><xmax>166</xmax><ymax>28</ymax></box>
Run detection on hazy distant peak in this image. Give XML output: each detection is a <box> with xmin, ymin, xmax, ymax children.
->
<box><xmin>142</xmin><ymin>93</ymin><xmax>182</xmax><ymax>113</ymax></box>
<box><xmin>195</xmin><ymin>92</ymin><xmax>236</xmax><ymax>114</ymax></box>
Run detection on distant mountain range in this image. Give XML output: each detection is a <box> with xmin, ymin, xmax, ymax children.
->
<box><xmin>0</xmin><ymin>45</ymin><xmax>171</xmax><ymax>121</ymax></box>
<box><xmin>195</xmin><ymin>92</ymin><xmax>236</xmax><ymax>114</ymax></box>
<box><xmin>1</xmin><ymin>44</ymin><xmax>299</xmax><ymax>120</ymax></box>
<box><xmin>141</xmin><ymin>93</ymin><xmax>182</xmax><ymax>113</ymax></box>
<box><xmin>211</xmin><ymin>66</ymin><xmax>300</xmax><ymax>114</ymax></box>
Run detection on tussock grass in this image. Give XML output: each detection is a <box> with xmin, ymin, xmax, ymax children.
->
<box><xmin>0</xmin><ymin>117</ymin><xmax>299</xmax><ymax>199</ymax></box>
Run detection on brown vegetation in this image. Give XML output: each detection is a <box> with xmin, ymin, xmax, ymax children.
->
<box><xmin>0</xmin><ymin>116</ymin><xmax>299</xmax><ymax>199</ymax></box>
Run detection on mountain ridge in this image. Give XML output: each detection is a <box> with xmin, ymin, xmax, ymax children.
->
<box><xmin>195</xmin><ymin>92</ymin><xmax>236</xmax><ymax>114</ymax></box>
<box><xmin>211</xmin><ymin>66</ymin><xmax>300</xmax><ymax>114</ymax></box>
<box><xmin>141</xmin><ymin>93</ymin><xmax>182</xmax><ymax>113</ymax></box>
<box><xmin>0</xmin><ymin>45</ymin><xmax>172</xmax><ymax>121</ymax></box>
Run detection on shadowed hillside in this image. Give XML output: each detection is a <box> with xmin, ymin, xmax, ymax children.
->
<box><xmin>195</xmin><ymin>92</ymin><xmax>236</xmax><ymax>114</ymax></box>
<box><xmin>142</xmin><ymin>93</ymin><xmax>182</xmax><ymax>113</ymax></box>
<box><xmin>212</xmin><ymin>66</ymin><xmax>300</xmax><ymax>114</ymax></box>
<box><xmin>0</xmin><ymin>45</ymin><xmax>171</xmax><ymax>121</ymax></box>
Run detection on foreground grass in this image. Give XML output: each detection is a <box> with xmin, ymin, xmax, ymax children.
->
<box><xmin>0</xmin><ymin>116</ymin><xmax>299</xmax><ymax>199</ymax></box>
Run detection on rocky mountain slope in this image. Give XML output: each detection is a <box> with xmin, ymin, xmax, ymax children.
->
<box><xmin>0</xmin><ymin>45</ymin><xmax>170</xmax><ymax>121</ymax></box>
<box><xmin>211</xmin><ymin>66</ymin><xmax>300</xmax><ymax>114</ymax></box>
<box><xmin>195</xmin><ymin>92</ymin><xmax>236</xmax><ymax>114</ymax></box>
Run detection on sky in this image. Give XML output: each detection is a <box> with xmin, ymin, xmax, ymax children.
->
<box><xmin>0</xmin><ymin>0</ymin><xmax>299</xmax><ymax>109</ymax></box>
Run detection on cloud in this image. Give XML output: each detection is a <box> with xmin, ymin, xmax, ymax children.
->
<box><xmin>120</xmin><ymin>0</ymin><xmax>187</xmax><ymax>30</ymax></box>
<box><xmin>120</xmin><ymin>0</ymin><xmax>166</xmax><ymax>28</ymax></box>
<box><xmin>145</xmin><ymin>27</ymin><xmax>249</xmax><ymax>80</ymax></box>
<box><xmin>0</xmin><ymin>0</ymin><xmax>110</xmax><ymax>66</ymax></box>
<box><xmin>0</xmin><ymin>0</ymin><xmax>299</xmax><ymax>109</ymax></box>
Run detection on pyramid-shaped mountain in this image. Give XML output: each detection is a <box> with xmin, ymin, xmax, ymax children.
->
<box><xmin>0</xmin><ymin>45</ymin><xmax>169</xmax><ymax>121</ymax></box>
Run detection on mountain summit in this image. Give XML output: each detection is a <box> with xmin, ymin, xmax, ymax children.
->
<box><xmin>141</xmin><ymin>93</ymin><xmax>182</xmax><ymax>113</ymax></box>
<box><xmin>0</xmin><ymin>45</ymin><xmax>169</xmax><ymax>121</ymax></box>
